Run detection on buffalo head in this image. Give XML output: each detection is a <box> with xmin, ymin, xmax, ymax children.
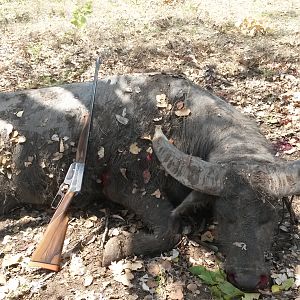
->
<box><xmin>153</xmin><ymin>126</ymin><xmax>300</xmax><ymax>291</ymax></box>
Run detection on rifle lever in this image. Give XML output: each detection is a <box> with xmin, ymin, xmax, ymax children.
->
<box><xmin>51</xmin><ymin>162</ymin><xmax>85</xmax><ymax>209</ymax></box>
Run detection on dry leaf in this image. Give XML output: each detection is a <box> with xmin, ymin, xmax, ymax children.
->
<box><xmin>112</xmin><ymin>214</ymin><xmax>126</xmax><ymax>221</ymax></box>
<box><xmin>124</xmin><ymin>87</ymin><xmax>133</xmax><ymax>93</ymax></box>
<box><xmin>109</xmin><ymin>260</ymin><xmax>136</xmax><ymax>287</ymax></box>
<box><xmin>169</xmin><ymin>283</ymin><xmax>184</xmax><ymax>300</ymax></box>
<box><xmin>141</xmin><ymin>134</ymin><xmax>152</xmax><ymax>141</ymax></box>
<box><xmin>2</xmin><ymin>253</ymin><xmax>22</xmax><ymax>268</ymax></box>
<box><xmin>111</xmin><ymin>228</ymin><xmax>120</xmax><ymax>236</ymax></box>
<box><xmin>24</xmin><ymin>161</ymin><xmax>32</xmax><ymax>167</ymax></box>
<box><xmin>17</xmin><ymin>135</ymin><xmax>26</xmax><ymax>143</ymax></box>
<box><xmin>89</xmin><ymin>216</ymin><xmax>98</xmax><ymax>222</ymax></box>
<box><xmin>109</xmin><ymin>260</ymin><xmax>125</xmax><ymax>274</ymax></box>
<box><xmin>114</xmin><ymin>270</ymin><xmax>134</xmax><ymax>287</ymax></box>
<box><xmin>84</xmin><ymin>220</ymin><xmax>94</xmax><ymax>228</ymax></box>
<box><xmin>40</xmin><ymin>161</ymin><xmax>46</xmax><ymax>168</ymax></box>
<box><xmin>6</xmin><ymin>169</ymin><xmax>12</xmax><ymax>179</ymax></box>
<box><xmin>116</xmin><ymin>114</ymin><xmax>129</xmax><ymax>125</ymax></box>
<box><xmin>6</xmin><ymin>277</ymin><xmax>20</xmax><ymax>291</ymax></box>
<box><xmin>69</xmin><ymin>254</ymin><xmax>85</xmax><ymax>276</ymax></box>
<box><xmin>0</xmin><ymin>273</ymin><xmax>6</xmax><ymax>285</ymax></box>
<box><xmin>51</xmin><ymin>134</ymin><xmax>59</xmax><ymax>142</ymax></box>
<box><xmin>175</xmin><ymin>108</ymin><xmax>191</xmax><ymax>117</ymax></box>
<box><xmin>141</xmin><ymin>281</ymin><xmax>150</xmax><ymax>291</ymax></box>
<box><xmin>59</xmin><ymin>139</ymin><xmax>64</xmax><ymax>153</ymax></box>
<box><xmin>233</xmin><ymin>242</ymin><xmax>247</xmax><ymax>250</ymax></box>
<box><xmin>127</xmin><ymin>261</ymin><xmax>143</xmax><ymax>271</ymax></box>
<box><xmin>156</xmin><ymin>94</ymin><xmax>168</xmax><ymax>108</ymax></box>
<box><xmin>147</xmin><ymin>262</ymin><xmax>161</xmax><ymax>276</ymax></box>
<box><xmin>284</xmin><ymin>147</ymin><xmax>297</xmax><ymax>155</ymax></box>
<box><xmin>2</xmin><ymin>235</ymin><xmax>11</xmax><ymax>245</ymax></box>
<box><xmin>83</xmin><ymin>275</ymin><xmax>93</xmax><ymax>287</ymax></box>
<box><xmin>2</xmin><ymin>123</ymin><xmax>13</xmax><ymax>138</ymax></box>
<box><xmin>52</xmin><ymin>152</ymin><xmax>63</xmax><ymax>161</ymax></box>
<box><xmin>12</xmin><ymin>130</ymin><xmax>19</xmax><ymax>138</ymax></box>
<box><xmin>146</xmin><ymin>147</ymin><xmax>153</xmax><ymax>154</ymax></box>
<box><xmin>151</xmin><ymin>189</ymin><xmax>161</xmax><ymax>198</ymax></box>
<box><xmin>201</xmin><ymin>231</ymin><xmax>214</xmax><ymax>242</ymax></box>
<box><xmin>146</xmin><ymin>279</ymin><xmax>158</xmax><ymax>288</ymax></box>
<box><xmin>153</xmin><ymin>116</ymin><xmax>163</xmax><ymax>122</ymax></box>
<box><xmin>129</xmin><ymin>142</ymin><xmax>141</xmax><ymax>155</ymax></box>
<box><xmin>160</xmin><ymin>259</ymin><xmax>172</xmax><ymax>270</ymax></box>
<box><xmin>176</xmin><ymin>101</ymin><xmax>184</xmax><ymax>110</ymax></box>
<box><xmin>97</xmin><ymin>146</ymin><xmax>105</xmax><ymax>159</ymax></box>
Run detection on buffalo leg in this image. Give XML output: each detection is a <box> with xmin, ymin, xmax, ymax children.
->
<box><xmin>102</xmin><ymin>183</ymin><xmax>181</xmax><ymax>265</ymax></box>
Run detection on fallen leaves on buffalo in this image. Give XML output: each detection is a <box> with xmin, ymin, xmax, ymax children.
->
<box><xmin>151</xmin><ymin>189</ymin><xmax>161</xmax><ymax>198</ymax></box>
<box><xmin>129</xmin><ymin>142</ymin><xmax>141</xmax><ymax>154</ymax></box>
<box><xmin>156</xmin><ymin>93</ymin><xmax>168</xmax><ymax>108</ymax></box>
<box><xmin>97</xmin><ymin>146</ymin><xmax>105</xmax><ymax>159</ymax></box>
<box><xmin>115</xmin><ymin>114</ymin><xmax>129</xmax><ymax>125</ymax></box>
<box><xmin>175</xmin><ymin>107</ymin><xmax>191</xmax><ymax>117</ymax></box>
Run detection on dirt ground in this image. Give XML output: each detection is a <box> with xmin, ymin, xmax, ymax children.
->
<box><xmin>0</xmin><ymin>0</ymin><xmax>300</xmax><ymax>299</ymax></box>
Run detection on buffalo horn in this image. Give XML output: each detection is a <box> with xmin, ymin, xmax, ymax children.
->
<box><xmin>152</xmin><ymin>126</ymin><xmax>226</xmax><ymax>196</ymax></box>
<box><xmin>263</xmin><ymin>161</ymin><xmax>300</xmax><ymax>197</ymax></box>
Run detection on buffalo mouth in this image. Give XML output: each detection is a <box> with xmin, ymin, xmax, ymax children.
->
<box><xmin>226</xmin><ymin>269</ymin><xmax>269</xmax><ymax>291</ymax></box>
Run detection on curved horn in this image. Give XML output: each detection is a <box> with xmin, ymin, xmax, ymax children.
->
<box><xmin>259</xmin><ymin>161</ymin><xmax>300</xmax><ymax>197</ymax></box>
<box><xmin>152</xmin><ymin>126</ymin><xmax>227</xmax><ymax>196</ymax></box>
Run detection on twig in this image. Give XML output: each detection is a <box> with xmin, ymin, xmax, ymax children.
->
<box><xmin>191</xmin><ymin>235</ymin><xmax>225</xmax><ymax>261</ymax></box>
<box><xmin>283</xmin><ymin>195</ymin><xmax>297</xmax><ymax>225</ymax></box>
<box><xmin>64</xmin><ymin>223</ymin><xmax>104</xmax><ymax>258</ymax></box>
<box><xmin>100</xmin><ymin>209</ymin><xmax>110</xmax><ymax>250</ymax></box>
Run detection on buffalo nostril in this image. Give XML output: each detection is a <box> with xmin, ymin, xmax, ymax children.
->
<box><xmin>257</xmin><ymin>275</ymin><xmax>269</xmax><ymax>289</ymax></box>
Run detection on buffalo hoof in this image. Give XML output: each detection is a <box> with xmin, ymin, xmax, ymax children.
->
<box><xmin>102</xmin><ymin>234</ymin><xmax>133</xmax><ymax>266</ymax></box>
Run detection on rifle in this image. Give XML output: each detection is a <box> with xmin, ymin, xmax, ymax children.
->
<box><xmin>29</xmin><ymin>57</ymin><xmax>101</xmax><ymax>272</ymax></box>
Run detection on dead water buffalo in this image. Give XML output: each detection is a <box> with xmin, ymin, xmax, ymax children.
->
<box><xmin>94</xmin><ymin>74</ymin><xmax>300</xmax><ymax>292</ymax></box>
<box><xmin>1</xmin><ymin>74</ymin><xmax>299</xmax><ymax>291</ymax></box>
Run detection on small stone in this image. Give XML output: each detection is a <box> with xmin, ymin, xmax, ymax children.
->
<box><xmin>187</xmin><ymin>283</ymin><xmax>198</xmax><ymax>293</ymax></box>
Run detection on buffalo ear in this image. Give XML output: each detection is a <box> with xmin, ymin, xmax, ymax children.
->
<box><xmin>152</xmin><ymin>126</ymin><xmax>226</xmax><ymax>196</ymax></box>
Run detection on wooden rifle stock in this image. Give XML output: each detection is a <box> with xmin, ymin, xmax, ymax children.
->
<box><xmin>29</xmin><ymin>191</ymin><xmax>75</xmax><ymax>271</ymax></box>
